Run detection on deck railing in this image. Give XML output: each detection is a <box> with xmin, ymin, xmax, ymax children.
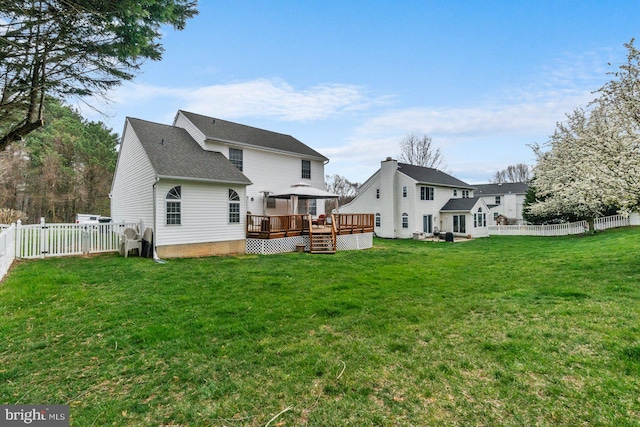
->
<box><xmin>334</xmin><ymin>213</ymin><xmax>375</xmax><ymax>234</ymax></box>
<box><xmin>246</xmin><ymin>214</ymin><xmax>310</xmax><ymax>238</ymax></box>
<box><xmin>246</xmin><ymin>213</ymin><xmax>374</xmax><ymax>239</ymax></box>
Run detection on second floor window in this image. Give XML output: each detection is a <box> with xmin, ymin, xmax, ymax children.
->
<box><xmin>420</xmin><ymin>186</ymin><xmax>434</xmax><ymax>200</ymax></box>
<box><xmin>462</xmin><ymin>190</ymin><xmax>470</xmax><ymax>198</ymax></box>
<box><xmin>402</xmin><ymin>186</ymin><xmax>408</xmax><ymax>198</ymax></box>
<box><xmin>229</xmin><ymin>148</ymin><xmax>243</xmax><ymax>171</ymax></box>
<box><xmin>495</xmin><ymin>196</ymin><xmax>502</xmax><ymax>204</ymax></box>
<box><xmin>302</xmin><ymin>160</ymin><xmax>311</xmax><ymax>179</ymax></box>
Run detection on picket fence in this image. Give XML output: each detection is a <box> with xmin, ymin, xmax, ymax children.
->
<box><xmin>488</xmin><ymin>220</ymin><xmax>589</xmax><ymax>236</ymax></box>
<box><xmin>594</xmin><ymin>214</ymin><xmax>631</xmax><ymax>230</ymax></box>
<box><xmin>0</xmin><ymin>219</ymin><xmax>142</xmax><ymax>281</ymax></box>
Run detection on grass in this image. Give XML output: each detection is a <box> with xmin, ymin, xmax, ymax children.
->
<box><xmin>1</xmin><ymin>228</ymin><xmax>640</xmax><ymax>426</ymax></box>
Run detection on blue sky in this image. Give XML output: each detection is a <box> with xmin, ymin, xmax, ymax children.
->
<box><xmin>83</xmin><ymin>1</ymin><xmax>640</xmax><ymax>184</ymax></box>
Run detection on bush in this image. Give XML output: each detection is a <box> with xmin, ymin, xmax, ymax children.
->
<box><xmin>0</xmin><ymin>208</ymin><xmax>28</xmax><ymax>224</ymax></box>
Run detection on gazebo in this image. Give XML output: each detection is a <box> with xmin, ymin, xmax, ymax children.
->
<box><xmin>267</xmin><ymin>182</ymin><xmax>339</xmax><ymax>215</ymax></box>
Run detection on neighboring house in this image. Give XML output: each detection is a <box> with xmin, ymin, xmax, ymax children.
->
<box><xmin>339</xmin><ymin>158</ymin><xmax>489</xmax><ymax>238</ymax></box>
<box><xmin>473</xmin><ymin>182</ymin><xmax>528</xmax><ymax>225</ymax></box>
<box><xmin>111</xmin><ymin>112</ymin><xmax>330</xmax><ymax>258</ymax></box>
<box><xmin>173</xmin><ymin>110</ymin><xmax>329</xmax><ymax>216</ymax></box>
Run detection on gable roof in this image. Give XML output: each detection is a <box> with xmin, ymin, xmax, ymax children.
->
<box><xmin>473</xmin><ymin>182</ymin><xmax>529</xmax><ymax>195</ymax></box>
<box><xmin>440</xmin><ymin>197</ymin><xmax>484</xmax><ymax>212</ymax></box>
<box><xmin>177</xmin><ymin>110</ymin><xmax>329</xmax><ymax>161</ymax></box>
<box><xmin>127</xmin><ymin>118</ymin><xmax>252</xmax><ymax>185</ymax></box>
<box><xmin>397</xmin><ymin>163</ymin><xmax>474</xmax><ymax>189</ymax></box>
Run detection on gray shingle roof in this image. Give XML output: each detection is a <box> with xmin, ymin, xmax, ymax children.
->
<box><xmin>440</xmin><ymin>197</ymin><xmax>480</xmax><ymax>212</ymax></box>
<box><xmin>178</xmin><ymin>110</ymin><xmax>329</xmax><ymax>161</ymax></box>
<box><xmin>128</xmin><ymin>118</ymin><xmax>252</xmax><ymax>185</ymax></box>
<box><xmin>397</xmin><ymin>163</ymin><xmax>474</xmax><ymax>189</ymax></box>
<box><xmin>473</xmin><ymin>182</ymin><xmax>529</xmax><ymax>195</ymax></box>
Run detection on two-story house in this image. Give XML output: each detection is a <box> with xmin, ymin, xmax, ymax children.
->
<box><xmin>339</xmin><ymin>158</ymin><xmax>490</xmax><ymax>238</ymax></box>
<box><xmin>110</xmin><ymin>111</ymin><xmax>329</xmax><ymax>258</ymax></box>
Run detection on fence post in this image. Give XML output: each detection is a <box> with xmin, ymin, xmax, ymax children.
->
<box><xmin>40</xmin><ymin>217</ymin><xmax>47</xmax><ymax>259</ymax></box>
<box><xmin>15</xmin><ymin>220</ymin><xmax>21</xmax><ymax>259</ymax></box>
<box><xmin>81</xmin><ymin>224</ymin><xmax>90</xmax><ymax>255</ymax></box>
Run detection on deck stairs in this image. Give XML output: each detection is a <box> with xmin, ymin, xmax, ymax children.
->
<box><xmin>309</xmin><ymin>224</ymin><xmax>336</xmax><ymax>254</ymax></box>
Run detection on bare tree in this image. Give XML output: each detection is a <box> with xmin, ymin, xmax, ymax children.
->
<box><xmin>398</xmin><ymin>133</ymin><xmax>447</xmax><ymax>169</ymax></box>
<box><xmin>325</xmin><ymin>174</ymin><xmax>359</xmax><ymax>213</ymax></box>
<box><xmin>490</xmin><ymin>163</ymin><xmax>532</xmax><ymax>183</ymax></box>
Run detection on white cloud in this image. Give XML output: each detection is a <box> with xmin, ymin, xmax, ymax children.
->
<box><xmin>111</xmin><ymin>78</ymin><xmax>383</xmax><ymax>122</ymax></box>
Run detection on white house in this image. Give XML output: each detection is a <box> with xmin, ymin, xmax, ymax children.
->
<box><xmin>473</xmin><ymin>182</ymin><xmax>528</xmax><ymax>224</ymax></box>
<box><xmin>111</xmin><ymin>112</ymin><xmax>330</xmax><ymax>258</ymax></box>
<box><xmin>339</xmin><ymin>158</ymin><xmax>490</xmax><ymax>238</ymax></box>
<box><xmin>173</xmin><ymin>110</ymin><xmax>329</xmax><ymax>217</ymax></box>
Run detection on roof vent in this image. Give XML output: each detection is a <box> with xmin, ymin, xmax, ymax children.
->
<box><xmin>386</xmin><ymin>157</ymin><xmax>393</xmax><ymax>161</ymax></box>
<box><xmin>161</xmin><ymin>138</ymin><xmax>165</xmax><ymax>145</ymax></box>
<box><xmin>212</xmin><ymin>119</ymin><xmax>216</xmax><ymax>124</ymax></box>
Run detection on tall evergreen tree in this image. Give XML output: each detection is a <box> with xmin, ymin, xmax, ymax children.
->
<box><xmin>0</xmin><ymin>1</ymin><xmax>198</xmax><ymax>150</ymax></box>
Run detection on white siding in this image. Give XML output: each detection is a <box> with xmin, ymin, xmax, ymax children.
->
<box><xmin>173</xmin><ymin>112</ymin><xmax>207</xmax><ymax>149</ymax></box>
<box><xmin>110</xmin><ymin>121</ymin><xmax>156</xmax><ymax>227</ymax></box>
<box><xmin>155</xmin><ymin>180</ymin><xmax>246</xmax><ymax>246</ymax></box>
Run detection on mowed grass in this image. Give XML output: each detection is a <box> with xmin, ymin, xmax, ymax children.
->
<box><xmin>1</xmin><ymin>229</ymin><xmax>640</xmax><ymax>426</ymax></box>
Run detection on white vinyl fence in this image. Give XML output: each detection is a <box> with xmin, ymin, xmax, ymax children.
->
<box><xmin>594</xmin><ymin>214</ymin><xmax>630</xmax><ymax>231</ymax></box>
<box><xmin>488</xmin><ymin>220</ymin><xmax>589</xmax><ymax>236</ymax></box>
<box><xmin>15</xmin><ymin>219</ymin><xmax>142</xmax><ymax>259</ymax></box>
<box><xmin>0</xmin><ymin>224</ymin><xmax>16</xmax><ymax>280</ymax></box>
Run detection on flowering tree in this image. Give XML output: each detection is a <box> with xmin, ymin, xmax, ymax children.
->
<box><xmin>527</xmin><ymin>40</ymin><xmax>640</xmax><ymax>223</ymax></box>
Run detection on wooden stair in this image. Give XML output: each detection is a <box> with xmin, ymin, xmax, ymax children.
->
<box><xmin>309</xmin><ymin>220</ymin><xmax>336</xmax><ymax>254</ymax></box>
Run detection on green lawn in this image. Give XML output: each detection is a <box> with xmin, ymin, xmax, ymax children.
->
<box><xmin>1</xmin><ymin>229</ymin><xmax>639</xmax><ymax>426</ymax></box>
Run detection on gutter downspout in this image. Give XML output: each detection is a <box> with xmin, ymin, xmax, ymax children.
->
<box><xmin>152</xmin><ymin>177</ymin><xmax>165</xmax><ymax>263</ymax></box>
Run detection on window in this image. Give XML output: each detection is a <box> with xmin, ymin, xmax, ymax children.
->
<box><xmin>420</xmin><ymin>186</ymin><xmax>434</xmax><ymax>200</ymax></box>
<box><xmin>461</xmin><ymin>190</ymin><xmax>470</xmax><ymax>198</ymax></box>
<box><xmin>402</xmin><ymin>213</ymin><xmax>409</xmax><ymax>229</ymax></box>
<box><xmin>402</xmin><ymin>186</ymin><xmax>408</xmax><ymax>198</ymax></box>
<box><xmin>302</xmin><ymin>160</ymin><xmax>311</xmax><ymax>179</ymax></box>
<box><xmin>266</xmin><ymin>197</ymin><xmax>276</xmax><ymax>209</ymax></box>
<box><xmin>453</xmin><ymin>214</ymin><xmax>466</xmax><ymax>233</ymax></box>
<box><xmin>228</xmin><ymin>189</ymin><xmax>240</xmax><ymax>223</ymax></box>
<box><xmin>166</xmin><ymin>186</ymin><xmax>181</xmax><ymax>225</ymax></box>
<box><xmin>474</xmin><ymin>208</ymin><xmax>486</xmax><ymax>228</ymax></box>
<box><xmin>375</xmin><ymin>213</ymin><xmax>381</xmax><ymax>227</ymax></box>
<box><xmin>453</xmin><ymin>189</ymin><xmax>458</xmax><ymax>197</ymax></box>
<box><xmin>376</xmin><ymin>188</ymin><xmax>380</xmax><ymax>199</ymax></box>
<box><xmin>229</xmin><ymin>148</ymin><xmax>243</xmax><ymax>171</ymax></box>
<box><xmin>297</xmin><ymin>198</ymin><xmax>317</xmax><ymax>215</ymax></box>
<box><xmin>495</xmin><ymin>196</ymin><xmax>501</xmax><ymax>204</ymax></box>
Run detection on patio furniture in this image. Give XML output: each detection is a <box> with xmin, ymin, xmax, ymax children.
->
<box><xmin>313</xmin><ymin>214</ymin><xmax>326</xmax><ymax>226</ymax></box>
<box><xmin>120</xmin><ymin>228</ymin><xmax>142</xmax><ymax>258</ymax></box>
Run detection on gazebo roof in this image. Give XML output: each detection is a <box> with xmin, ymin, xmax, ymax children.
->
<box><xmin>268</xmin><ymin>182</ymin><xmax>338</xmax><ymax>199</ymax></box>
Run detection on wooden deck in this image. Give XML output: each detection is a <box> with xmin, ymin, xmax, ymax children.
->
<box><xmin>246</xmin><ymin>213</ymin><xmax>374</xmax><ymax>239</ymax></box>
